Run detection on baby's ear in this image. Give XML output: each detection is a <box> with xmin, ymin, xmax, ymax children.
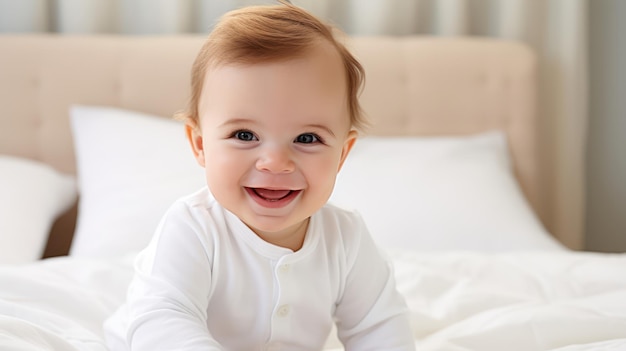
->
<box><xmin>337</xmin><ymin>130</ymin><xmax>358</xmax><ymax>172</ymax></box>
<box><xmin>185</xmin><ymin>123</ymin><xmax>206</xmax><ymax>167</ymax></box>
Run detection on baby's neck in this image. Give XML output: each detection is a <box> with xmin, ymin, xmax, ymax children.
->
<box><xmin>250</xmin><ymin>217</ymin><xmax>310</xmax><ymax>252</ymax></box>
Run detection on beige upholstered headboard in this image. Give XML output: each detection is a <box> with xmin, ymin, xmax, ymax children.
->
<box><xmin>0</xmin><ymin>35</ymin><xmax>564</xmax><ymax>256</ymax></box>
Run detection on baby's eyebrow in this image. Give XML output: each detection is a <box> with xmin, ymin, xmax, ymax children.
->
<box><xmin>305</xmin><ymin>124</ymin><xmax>335</xmax><ymax>138</ymax></box>
<box><xmin>219</xmin><ymin>118</ymin><xmax>256</xmax><ymax>128</ymax></box>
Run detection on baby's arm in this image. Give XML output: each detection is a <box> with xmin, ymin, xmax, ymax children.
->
<box><xmin>334</xmin><ymin>217</ymin><xmax>415</xmax><ymax>351</ymax></box>
<box><xmin>124</xmin><ymin>204</ymin><xmax>223</xmax><ymax>351</ymax></box>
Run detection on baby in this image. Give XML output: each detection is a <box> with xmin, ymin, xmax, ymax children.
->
<box><xmin>104</xmin><ymin>2</ymin><xmax>414</xmax><ymax>350</ymax></box>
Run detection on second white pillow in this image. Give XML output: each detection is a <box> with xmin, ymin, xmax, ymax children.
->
<box><xmin>329</xmin><ymin>132</ymin><xmax>564</xmax><ymax>252</ymax></box>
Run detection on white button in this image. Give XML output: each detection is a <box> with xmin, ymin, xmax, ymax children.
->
<box><xmin>276</xmin><ymin>304</ymin><xmax>290</xmax><ymax>317</ymax></box>
<box><xmin>279</xmin><ymin>264</ymin><xmax>290</xmax><ymax>273</ymax></box>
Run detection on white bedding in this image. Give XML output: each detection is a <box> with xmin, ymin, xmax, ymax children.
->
<box><xmin>1</xmin><ymin>250</ymin><xmax>625</xmax><ymax>351</ymax></box>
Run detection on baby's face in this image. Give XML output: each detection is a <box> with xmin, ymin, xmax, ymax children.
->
<box><xmin>189</xmin><ymin>41</ymin><xmax>356</xmax><ymax>249</ymax></box>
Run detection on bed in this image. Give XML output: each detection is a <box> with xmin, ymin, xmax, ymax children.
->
<box><xmin>1</xmin><ymin>35</ymin><xmax>625</xmax><ymax>350</ymax></box>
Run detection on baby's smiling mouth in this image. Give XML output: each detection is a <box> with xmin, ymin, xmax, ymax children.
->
<box><xmin>247</xmin><ymin>188</ymin><xmax>298</xmax><ymax>201</ymax></box>
<box><xmin>244</xmin><ymin>187</ymin><xmax>302</xmax><ymax>208</ymax></box>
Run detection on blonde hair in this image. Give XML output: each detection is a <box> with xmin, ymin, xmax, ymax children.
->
<box><xmin>176</xmin><ymin>1</ymin><xmax>366</xmax><ymax>131</ymax></box>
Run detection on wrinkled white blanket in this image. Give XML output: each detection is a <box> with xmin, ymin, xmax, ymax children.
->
<box><xmin>1</xmin><ymin>250</ymin><xmax>625</xmax><ymax>351</ymax></box>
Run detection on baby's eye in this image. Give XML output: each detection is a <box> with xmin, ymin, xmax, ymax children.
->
<box><xmin>295</xmin><ymin>133</ymin><xmax>321</xmax><ymax>144</ymax></box>
<box><xmin>232</xmin><ymin>130</ymin><xmax>257</xmax><ymax>141</ymax></box>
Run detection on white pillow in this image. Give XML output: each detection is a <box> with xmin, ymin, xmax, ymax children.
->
<box><xmin>0</xmin><ymin>156</ymin><xmax>77</xmax><ymax>264</ymax></box>
<box><xmin>329</xmin><ymin>131</ymin><xmax>565</xmax><ymax>252</ymax></box>
<box><xmin>70</xmin><ymin>106</ymin><xmax>206</xmax><ymax>258</ymax></box>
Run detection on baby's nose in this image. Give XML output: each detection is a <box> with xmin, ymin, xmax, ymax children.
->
<box><xmin>255</xmin><ymin>146</ymin><xmax>295</xmax><ymax>174</ymax></box>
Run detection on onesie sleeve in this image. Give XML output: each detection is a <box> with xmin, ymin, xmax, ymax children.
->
<box><xmin>334</xmin><ymin>213</ymin><xmax>416</xmax><ymax>351</ymax></box>
<box><xmin>123</xmin><ymin>201</ymin><xmax>224</xmax><ymax>351</ymax></box>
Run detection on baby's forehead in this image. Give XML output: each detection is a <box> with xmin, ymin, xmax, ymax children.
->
<box><xmin>197</xmin><ymin>51</ymin><xmax>351</xmax><ymax>127</ymax></box>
